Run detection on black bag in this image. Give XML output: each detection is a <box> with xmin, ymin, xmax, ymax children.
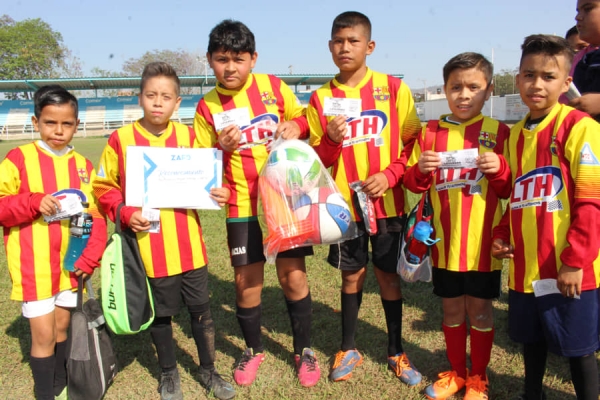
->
<box><xmin>67</xmin><ymin>276</ymin><xmax>118</xmax><ymax>400</ymax></box>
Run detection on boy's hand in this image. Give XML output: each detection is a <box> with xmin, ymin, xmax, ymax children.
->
<box><xmin>362</xmin><ymin>172</ymin><xmax>389</xmax><ymax>198</ymax></box>
<box><xmin>275</xmin><ymin>120</ymin><xmax>301</xmax><ymax>140</ymax></box>
<box><xmin>326</xmin><ymin>115</ymin><xmax>347</xmax><ymax>143</ymax></box>
<box><xmin>210</xmin><ymin>187</ymin><xmax>230</xmax><ymax>207</ymax></box>
<box><xmin>418</xmin><ymin>150</ymin><xmax>442</xmax><ymax>174</ymax></box>
<box><xmin>557</xmin><ymin>264</ymin><xmax>583</xmax><ymax>298</ymax></box>
<box><xmin>491</xmin><ymin>238</ymin><xmax>514</xmax><ymax>259</ymax></box>
<box><xmin>129</xmin><ymin>210</ymin><xmax>151</xmax><ymax>233</ymax></box>
<box><xmin>570</xmin><ymin>93</ymin><xmax>600</xmax><ymax>117</ymax></box>
<box><xmin>73</xmin><ymin>268</ymin><xmax>90</xmax><ymax>281</ymax></box>
<box><xmin>39</xmin><ymin>195</ymin><xmax>62</xmax><ymax>217</ymax></box>
<box><xmin>218</xmin><ymin>125</ymin><xmax>242</xmax><ymax>152</ymax></box>
<box><xmin>477</xmin><ymin>152</ymin><xmax>500</xmax><ymax>174</ymax></box>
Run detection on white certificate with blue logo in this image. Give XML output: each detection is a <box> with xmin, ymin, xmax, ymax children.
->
<box><xmin>125</xmin><ymin>146</ymin><xmax>223</xmax><ymax>210</ymax></box>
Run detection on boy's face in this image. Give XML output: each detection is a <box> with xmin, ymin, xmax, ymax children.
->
<box><xmin>576</xmin><ymin>0</ymin><xmax>600</xmax><ymax>45</ymax></box>
<box><xmin>516</xmin><ymin>54</ymin><xmax>571</xmax><ymax>120</ymax></box>
<box><xmin>139</xmin><ymin>76</ymin><xmax>181</xmax><ymax>131</ymax></box>
<box><xmin>443</xmin><ymin>68</ymin><xmax>493</xmax><ymax>123</ymax></box>
<box><xmin>567</xmin><ymin>32</ymin><xmax>590</xmax><ymax>53</ymax></box>
<box><xmin>208</xmin><ymin>50</ymin><xmax>257</xmax><ymax>91</ymax></box>
<box><xmin>329</xmin><ymin>26</ymin><xmax>375</xmax><ymax>73</ymax></box>
<box><xmin>32</xmin><ymin>104</ymin><xmax>79</xmax><ymax>151</ymax></box>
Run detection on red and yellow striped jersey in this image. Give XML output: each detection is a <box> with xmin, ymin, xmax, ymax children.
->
<box><xmin>0</xmin><ymin>143</ymin><xmax>107</xmax><ymax>301</ymax></box>
<box><xmin>92</xmin><ymin>120</ymin><xmax>208</xmax><ymax>278</ymax></box>
<box><xmin>500</xmin><ymin>104</ymin><xmax>600</xmax><ymax>292</ymax></box>
<box><xmin>194</xmin><ymin>73</ymin><xmax>307</xmax><ymax>219</ymax></box>
<box><xmin>404</xmin><ymin>115</ymin><xmax>510</xmax><ymax>272</ymax></box>
<box><xmin>307</xmin><ymin>69</ymin><xmax>421</xmax><ymax>220</ymax></box>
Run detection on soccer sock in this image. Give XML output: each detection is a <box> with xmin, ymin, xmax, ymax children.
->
<box><xmin>341</xmin><ymin>291</ymin><xmax>362</xmax><ymax>351</ymax></box>
<box><xmin>189</xmin><ymin>302</ymin><xmax>215</xmax><ymax>371</ymax></box>
<box><xmin>442</xmin><ymin>322</ymin><xmax>467</xmax><ymax>379</ymax></box>
<box><xmin>150</xmin><ymin>316</ymin><xmax>177</xmax><ymax>372</ymax></box>
<box><xmin>469</xmin><ymin>325</ymin><xmax>494</xmax><ymax>379</ymax></box>
<box><xmin>523</xmin><ymin>339</ymin><xmax>547</xmax><ymax>399</ymax></box>
<box><xmin>236</xmin><ymin>304</ymin><xmax>264</xmax><ymax>353</ymax></box>
<box><xmin>569</xmin><ymin>353</ymin><xmax>599</xmax><ymax>400</ymax></box>
<box><xmin>381</xmin><ymin>298</ymin><xmax>404</xmax><ymax>356</ymax></box>
<box><xmin>30</xmin><ymin>354</ymin><xmax>55</xmax><ymax>400</ymax></box>
<box><xmin>285</xmin><ymin>292</ymin><xmax>312</xmax><ymax>355</ymax></box>
<box><xmin>53</xmin><ymin>341</ymin><xmax>67</xmax><ymax>396</ymax></box>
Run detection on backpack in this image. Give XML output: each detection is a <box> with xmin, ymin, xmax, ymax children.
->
<box><xmin>101</xmin><ymin>204</ymin><xmax>155</xmax><ymax>334</ymax></box>
<box><xmin>67</xmin><ymin>276</ymin><xmax>118</xmax><ymax>400</ymax></box>
<box><xmin>397</xmin><ymin>120</ymin><xmax>440</xmax><ymax>282</ymax></box>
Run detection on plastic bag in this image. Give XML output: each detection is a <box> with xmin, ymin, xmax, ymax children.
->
<box><xmin>258</xmin><ymin>138</ymin><xmax>357</xmax><ymax>264</ymax></box>
<box><xmin>349</xmin><ymin>181</ymin><xmax>378</xmax><ymax>236</ymax></box>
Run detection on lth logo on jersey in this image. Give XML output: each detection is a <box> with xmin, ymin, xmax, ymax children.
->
<box><xmin>238</xmin><ymin>113</ymin><xmax>280</xmax><ymax>150</ymax></box>
<box><xmin>77</xmin><ymin>168</ymin><xmax>90</xmax><ymax>183</ymax></box>
<box><xmin>261</xmin><ymin>91</ymin><xmax>277</xmax><ymax>105</ymax></box>
<box><xmin>510</xmin><ymin>166</ymin><xmax>564</xmax><ymax>211</ymax></box>
<box><xmin>435</xmin><ymin>167</ymin><xmax>483</xmax><ymax>193</ymax></box>
<box><xmin>342</xmin><ymin>110</ymin><xmax>388</xmax><ymax>148</ymax></box>
<box><xmin>372</xmin><ymin>86</ymin><xmax>390</xmax><ymax>102</ymax></box>
<box><xmin>479</xmin><ymin>131</ymin><xmax>497</xmax><ymax>149</ymax></box>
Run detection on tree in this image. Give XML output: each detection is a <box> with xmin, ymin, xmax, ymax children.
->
<box><xmin>87</xmin><ymin>67</ymin><xmax>127</xmax><ymax>97</ymax></box>
<box><xmin>493</xmin><ymin>68</ymin><xmax>519</xmax><ymax>96</ymax></box>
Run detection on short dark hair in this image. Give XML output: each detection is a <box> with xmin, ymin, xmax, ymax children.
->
<box><xmin>520</xmin><ymin>34</ymin><xmax>574</xmax><ymax>71</ymax></box>
<box><xmin>443</xmin><ymin>52</ymin><xmax>493</xmax><ymax>86</ymax></box>
<box><xmin>33</xmin><ymin>85</ymin><xmax>78</xmax><ymax>119</ymax></box>
<box><xmin>331</xmin><ymin>11</ymin><xmax>372</xmax><ymax>40</ymax></box>
<box><xmin>565</xmin><ymin>25</ymin><xmax>579</xmax><ymax>39</ymax></box>
<box><xmin>140</xmin><ymin>61</ymin><xmax>180</xmax><ymax>95</ymax></box>
<box><xmin>207</xmin><ymin>19</ymin><xmax>255</xmax><ymax>55</ymax></box>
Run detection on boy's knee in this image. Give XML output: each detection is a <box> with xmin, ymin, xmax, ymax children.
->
<box><xmin>188</xmin><ymin>302</ymin><xmax>212</xmax><ymax>324</ymax></box>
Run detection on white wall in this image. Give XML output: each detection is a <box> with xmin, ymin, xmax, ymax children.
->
<box><xmin>417</xmin><ymin>94</ymin><xmax>527</xmax><ymax>123</ymax></box>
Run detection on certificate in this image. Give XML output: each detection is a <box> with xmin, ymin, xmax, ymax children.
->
<box><xmin>125</xmin><ymin>147</ymin><xmax>223</xmax><ymax>210</ymax></box>
<box><xmin>439</xmin><ymin>148</ymin><xmax>478</xmax><ymax>169</ymax></box>
<box><xmin>213</xmin><ymin>107</ymin><xmax>251</xmax><ymax>131</ymax></box>
<box><xmin>323</xmin><ymin>97</ymin><xmax>362</xmax><ymax>118</ymax></box>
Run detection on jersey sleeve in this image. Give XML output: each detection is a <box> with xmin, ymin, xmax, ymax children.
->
<box><xmin>193</xmin><ymin>99</ymin><xmax>219</xmax><ymax>149</ymax></box>
<box><xmin>403</xmin><ymin>125</ymin><xmax>433</xmax><ymax>193</ymax></box>
<box><xmin>483</xmin><ymin>122</ymin><xmax>512</xmax><ymax>199</ymax></box>
<box><xmin>280</xmin><ymin>81</ymin><xmax>309</xmax><ymax>138</ymax></box>
<box><xmin>307</xmin><ymin>90</ymin><xmax>343</xmax><ymax>168</ymax></box>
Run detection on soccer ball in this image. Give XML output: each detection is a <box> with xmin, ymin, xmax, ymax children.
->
<box><xmin>293</xmin><ymin>187</ymin><xmax>352</xmax><ymax>244</ymax></box>
<box><xmin>265</xmin><ymin>141</ymin><xmax>321</xmax><ymax>196</ymax></box>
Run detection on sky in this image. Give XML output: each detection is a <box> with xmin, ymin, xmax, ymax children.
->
<box><xmin>4</xmin><ymin>0</ymin><xmax>576</xmax><ymax>92</ymax></box>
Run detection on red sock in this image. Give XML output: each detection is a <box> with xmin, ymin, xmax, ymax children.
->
<box><xmin>469</xmin><ymin>326</ymin><xmax>494</xmax><ymax>378</ymax></box>
<box><xmin>442</xmin><ymin>322</ymin><xmax>467</xmax><ymax>379</ymax></box>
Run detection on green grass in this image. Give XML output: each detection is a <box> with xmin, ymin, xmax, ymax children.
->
<box><xmin>0</xmin><ymin>137</ymin><xmax>589</xmax><ymax>399</ymax></box>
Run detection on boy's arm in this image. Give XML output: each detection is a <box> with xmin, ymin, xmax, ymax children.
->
<box><xmin>481</xmin><ymin>123</ymin><xmax>512</xmax><ymax>198</ymax></box>
<box><xmin>307</xmin><ymin>93</ymin><xmax>343</xmax><ymax>168</ymax></box>
<box><xmin>193</xmin><ymin>100</ymin><xmax>219</xmax><ymax>149</ymax></box>
<box><xmin>491</xmin><ymin>208</ymin><xmax>513</xmax><ymax>259</ymax></box>
<box><xmin>402</xmin><ymin>126</ymin><xmax>434</xmax><ymax>193</ymax></box>
<box><xmin>280</xmin><ymin>81</ymin><xmax>309</xmax><ymax>139</ymax></box>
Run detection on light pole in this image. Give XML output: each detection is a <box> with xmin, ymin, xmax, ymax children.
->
<box><xmin>419</xmin><ymin>79</ymin><xmax>427</xmax><ymax>101</ymax></box>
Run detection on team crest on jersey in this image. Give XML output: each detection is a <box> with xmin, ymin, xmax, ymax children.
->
<box><xmin>261</xmin><ymin>91</ymin><xmax>277</xmax><ymax>105</ymax></box>
<box><xmin>550</xmin><ymin>135</ymin><xmax>558</xmax><ymax>156</ymax></box>
<box><xmin>238</xmin><ymin>113</ymin><xmax>280</xmax><ymax>150</ymax></box>
<box><xmin>77</xmin><ymin>168</ymin><xmax>90</xmax><ymax>183</ymax></box>
<box><xmin>580</xmin><ymin>143</ymin><xmax>600</xmax><ymax>165</ymax></box>
<box><xmin>372</xmin><ymin>86</ymin><xmax>390</xmax><ymax>102</ymax></box>
<box><xmin>478</xmin><ymin>131</ymin><xmax>497</xmax><ymax>149</ymax></box>
<box><xmin>510</xmin><ymin>166</ymin><xmax>564</xmax><ymax>212</ymax></box>
<box><xmin>343</xmin><ymin>110</ymin><xmax>388</xmax><ymax>147</ymax></box>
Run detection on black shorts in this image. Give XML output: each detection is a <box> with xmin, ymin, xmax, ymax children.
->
<box><xmin>148</xmin><ymin>267</ymin><xmax>210</xmax><ymax>317</ymax></box>
<box><xmin>226</xmin><ymin>219</ymin><xmax>313</xmax><ymax>267</ymax></box>
<box><xmin>432</xmin><ymin>268</ymin><xmax>501</xmax><ymax>299</ymax></box>
<box><xmin>327</xmin><ymin>217</ymin><xmax>404</xmax><ymax>273</ymax></box>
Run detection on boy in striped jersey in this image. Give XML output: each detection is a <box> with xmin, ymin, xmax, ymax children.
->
<box><xmin>307</xmin><ymin>11</ymin><xmax>422</xmax><ymax>386</ymax></box>
<box><xmin>404</xmin><ymin>53</ymin><xmax>510</xmax><ymax>400</ymax></box>
<box><xmin>493</xmin><ymin>34</ymin><xmax>600</xmax><ymax>400</ymax></box>
<box><xmin>0</xmin><ymin>85</ymin><xmax>107</xmax><ymax>400</ymax></box>
<box><xmin>194</xmin><ymin>20</ymin><xmax>320</xmax><ymax>388</ymax></box>
<box><xmin>93</xmin><ymin>62</ymin><xmax>235</xmax><ymax>400</ymax></box>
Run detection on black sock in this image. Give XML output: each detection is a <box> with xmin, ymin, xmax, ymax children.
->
<box><xmin>150</xmin><ymin>316</ymin><xmax>177</xmax><ymax>372</ymax></box>
<box><xmin>569</xmin><ymin>353</ymin><xmax>599</xmax><ymax>400</ymax></box>
<box><xmin>30</xmin><ymin>355</ymin><xmax>55</xmax><ymax>400</ymax></box>
<box><xmin>236</xmin><ymin>304</ymin><xmax>263</xmax><ymax>353</ymax></box>
<box><xmin>285</xmin><ymin>292</ymin><xmax>312</xmax><ymax>355</ymax></box>
<box><xmin>523</xmin><ymin>340</ymin><xmax>547</xmax><ymax>399</ymax></box>
<box><xmin>189</xmin><ymin>302</ymin><xmax>215</xmax><ymax>370</ymax></box>
<box><xmin>53</xmin><ymin>341</ymin><xmax>67</xmax><ymax>396</ymax></box>
<box><xmin>381</xmin><ymin>298</ymin><xmax>404</xmax><ymax>356</ymax></box>
<box><xmin>341</xmin><ymin>291</ymin><xmax>362</xmax><ymax>351</ymax></box>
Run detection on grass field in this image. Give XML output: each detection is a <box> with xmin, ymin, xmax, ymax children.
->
<box><xmin>0</xmin><ymin>137</ymin><xmax>589</xmax><ymax>399</ymax></box>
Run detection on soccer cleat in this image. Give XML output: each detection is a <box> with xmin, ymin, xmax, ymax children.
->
<box><xmin>233</xmin><ymin>348</ymin><xmax>265</xmax><ymax>386</ymax></box>
<box><xmin>294</xmin><ymin>348</ymin><xmax>321</xmax><ymax>387</ymax></box>
<box><xmin>463</xmin><ymin>373</ymin><xmax>489</xmax><ymax>400</ymax></box>
<box><xmin>330</xmin><ymin>349</ymin><xmax>364</xmax><ymax>382</ymax></box>
<box><xmin>387</xmin><ymin>352</ymin><xmax>422</xmax><ymax>386</ymax></box>
<box><xmin>54</xmin><ymin>387</ymin><xmax>67</xmax><ymax>400</ymax></box>
<box><xmin>198</xmin><ymin>366</ymin><xmax>236</xmax><ymax>400</ymax></box>
<box><xmin>158</xmin><ymin>368</ymin><xmax>183</xmax><ymax>400</ymax></box>
<box><xmin>424</xmin><ymin>370</ymin><xmax>466</xmax><ymax>400</ymax></box>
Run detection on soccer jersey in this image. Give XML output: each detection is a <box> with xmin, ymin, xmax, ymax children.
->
<box><xmin>307</xmin><ymin>68</ymin><xmax>421</xmax><ymax>220</ymax></box>
<box><xmin>404</xmin><ymin>115</ymin><xmax>510</xmax><ymax>272</ymax></box>
<box><xmin>500</xmin><ymin>104</ymin><xmax>600</xmax><ymax>293</ymax></box>
<box><xmin>194</xmin><ymin>73</ymin><xmax>308</xmax><ymax>219</ymax></box>
<box><xmin>92</xmin><ymin>120</ymin><xmax>208</xmax><ymax>278</ymax></box>
<box><xmin>0</xmin><ymin>142</ymin><xmax>107</xmax><ymax>301</ymax></box>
